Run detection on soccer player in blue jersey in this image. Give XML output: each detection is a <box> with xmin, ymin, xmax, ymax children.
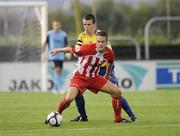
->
<box><xmin>42</xmin><ymin>21</ymin><xmax>69</xmax><ymax>94</ymax></box>
<box><xmin>71</xmin><ymin>14</ymin><xmax>137</xmax><ymax>122</ymax></box>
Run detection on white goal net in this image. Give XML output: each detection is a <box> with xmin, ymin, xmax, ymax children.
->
<box><xmin>0</xmin><ymin>1</ymin><xmax>48</xmax><ymax>91</ymax></box>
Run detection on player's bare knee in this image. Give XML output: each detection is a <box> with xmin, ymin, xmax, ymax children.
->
<box><xmin>113</xmin><ymin>88</ymin><xmax>121</xmax><ymax>97</ymax></box>
<box><xmin>55</xmin><ymin>67</ymin><xmax>62</xmax><ymax>74</ymax></box>
<box><xmin>65</xmin><ymin>92</ymin><xmax>75</xmax><ymax>102</ymax></box>
<box><xmin>65</xmin><ymin>95</ymin><xmax>74</xmax><ymax>103</ymax></box>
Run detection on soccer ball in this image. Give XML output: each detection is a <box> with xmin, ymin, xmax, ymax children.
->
<box><xmin>46</xmin><ymin>112</ymin><xmax>63</xmax><ymax>127</ymax></box>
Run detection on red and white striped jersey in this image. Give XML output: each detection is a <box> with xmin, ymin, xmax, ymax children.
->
<box><xmin>72</xmin><ymin>44</ymin><xmax>114</xmax><ymax>78</ymax></box>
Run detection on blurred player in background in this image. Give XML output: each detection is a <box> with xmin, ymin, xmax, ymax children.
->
<box><xmin>49</xmin><ymin>31</ymin><xmax>128</xmax><ymax>123</ymax></box>
<box><xmin>71</xmin><ymin>14</ymin><xmax>136</xmax><ymax>122</ymax></box>
<box><xmin>41</xmin><ymin>20</ymin><xmax>70</xmax><ymax>94</ymax></box>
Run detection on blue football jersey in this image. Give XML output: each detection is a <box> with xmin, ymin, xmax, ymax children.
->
<box><xmin>46</xmin><ymin>30</ymin><xmax>68</xmax><ymax>61</ymax></box>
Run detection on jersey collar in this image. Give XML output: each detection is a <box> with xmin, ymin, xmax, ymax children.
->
<box><xmin>96</xmin><ymin>47</ymin><xmax>108</xmax><ymax>55</ymax></box>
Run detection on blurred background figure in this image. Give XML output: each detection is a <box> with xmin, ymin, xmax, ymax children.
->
<box><xmin>41</xmin><ymin>20</ymin><xmax>70</xmax><ymax>94</ymax></box>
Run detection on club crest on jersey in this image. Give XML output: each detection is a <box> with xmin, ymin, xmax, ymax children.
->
<box><xmin>89</xmin><ymin>41</ymin><xmax>92</xmax><ymax>44</ymax></box>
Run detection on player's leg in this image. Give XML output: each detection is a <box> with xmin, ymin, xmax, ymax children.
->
<box><xmin>99</xmin><ymin>80</ymin><xmax>125</xmax><ymax>122</ymax></box>
<box><xmin>45</xmin><ymin>86</ymin><xmax>79</xmax><ymax>124</ymax></box>
<box><xmin>89</xmin><ymin>76</ymin><xmax>128</xmax><ymax>123</ymax></box>
<box><xmin>109</xmin><ymin>69</ymin><xmax>137</xmax><ymax>122</ymax></box>
<box><xmin>71</xmin><ymin>95</ymin><xmax>88</xmax><ymax>121</ymax></box>
<box><xmin>53</xmin><ymin>60</ymin><xmax>64</xmax><ymax>94</ymax></box>
<box><xmin>121</xmin><ymin>96</ymin><xmax>137</xmax><ymax>122</ymax></box>
<box><xmin>57</xmin><ymin>86</ymin><xmax>79</xmax><ymax>114</ymax></box>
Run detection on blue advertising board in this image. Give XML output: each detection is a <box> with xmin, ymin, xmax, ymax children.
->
<box><xmin>157</xmin><ymin>62</ymin><xmax>180</xmax><ymax>88</ymax></box>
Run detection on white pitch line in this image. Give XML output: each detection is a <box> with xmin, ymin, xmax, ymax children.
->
<box><xmin>0</xmin><ymin>124</ymin><xmax>180</xmax><ymax>133</ymax></box>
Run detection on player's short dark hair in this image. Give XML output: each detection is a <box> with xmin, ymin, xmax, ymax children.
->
<box><xmin>96</xmin><ymin>31</ymin><xmax>108</xmax><ymax>41</ymax></box>
<box><xmin>83</xmin><ymin>14</ymin><xmax>96</xmax><ymax>24</ymax></box>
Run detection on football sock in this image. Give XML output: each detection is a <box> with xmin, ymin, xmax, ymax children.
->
<box><xmin>75</xmin><ymin>95</ymin><xmax>87</xmax><ymax>119</ymax></box>
<box><xmin>57</xmin><ymin>97</ymin><xmax>70</xmax><ymax>114</ymax></box>
<box><xmin>54</xmin><ymin>73</ymin><xmax>62</xmax><ymax>92</ymax></box>
<box><xmin>48</xmin><ymin>64</ymin><xmax>54</xmax><ymax>77</ymax></box>
<box><xmin>121</xmin><ymin>96</ymin><xmax>135</xmax><ymax>118</ymax></box>
<box><xmin>112</xmin><ymin>97</ymin><xmax>122</xmax><ymax>122</ymax></box>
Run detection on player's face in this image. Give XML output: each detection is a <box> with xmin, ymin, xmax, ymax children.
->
<box><xmin>96</xmin><ymin>35</ymin><xmax>107</xmax><ymax>52</ymax></box>
<box><xmin>52</xmin><ymin>22</ymin><xmax>61</xmax><ymax>31</ymax></box>
<box><xmin>82</xmin><ymin>19</ymin><xmax>95</xmax><ymax>34</ymax></box>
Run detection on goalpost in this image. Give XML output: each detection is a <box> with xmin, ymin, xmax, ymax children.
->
<box><xmin>0</xmin><ymin>1</ymin><xmax>48</xmax><ymax>91</ymax></box>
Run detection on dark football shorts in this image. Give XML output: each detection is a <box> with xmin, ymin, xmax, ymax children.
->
<box><xmin>53</xmin><ymin>60</ymin><xmax>63</xmax><ymax>69</ymax></box>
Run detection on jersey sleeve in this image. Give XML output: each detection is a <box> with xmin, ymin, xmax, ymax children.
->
<box><xmin>64</xmin><ymin>36</ymin><xmax>68</xmax><ymax>46</ymax></box>
<box><xmin>72</xmin><ymin>44</ymin><xmax>92</xmax><ymax>56</ymax></box>
<box><xmin>105</xmin><ymin>49</ymin><xmax>115</xmax><ymax>64</ymax></box>
<box><xmin>76</xmin><ymin>34</ymin><xmax>83</xmax><ymax>46</ymax></box>
<box><xmin>63</xmin><ymin>32</ymin><xmax>68</xmax><ymax>46</ymax></box>
<box><xmin>45</xmin><ymin>35</ymin><xmax>49</xmax><ymax>44</ymax></box>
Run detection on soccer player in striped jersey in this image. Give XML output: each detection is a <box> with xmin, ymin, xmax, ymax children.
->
<box><xmin>71</xmin><ymin>14</ymin><xmax>136</xmax><ymax>122</ymax></box>
<box><xmin>50</xmin><ymin>31</ymin><xmax>128</xmax><ymax>123</ymax></box>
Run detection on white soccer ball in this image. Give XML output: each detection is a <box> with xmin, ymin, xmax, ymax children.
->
<box><xmin>46</xmin><ymin>112</ymin><xmax>63</xmax><ymax>127</ymax></box>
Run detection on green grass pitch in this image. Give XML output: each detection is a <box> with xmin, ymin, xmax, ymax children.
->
<box><xmin>0</xmin><ymin>89</ymin><xmax>180</xmax><ymax>136</ymax></box>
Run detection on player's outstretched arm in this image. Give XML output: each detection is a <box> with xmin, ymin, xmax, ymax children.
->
<box><xmin>104</xmin><ymin>63</ymin><xmax>113</xmax><ymax>79</ymax></box>
<box><xmin>50</xmin><ymin>47</ymin><xmax>73</xmax><ymax>56</ymax></box>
